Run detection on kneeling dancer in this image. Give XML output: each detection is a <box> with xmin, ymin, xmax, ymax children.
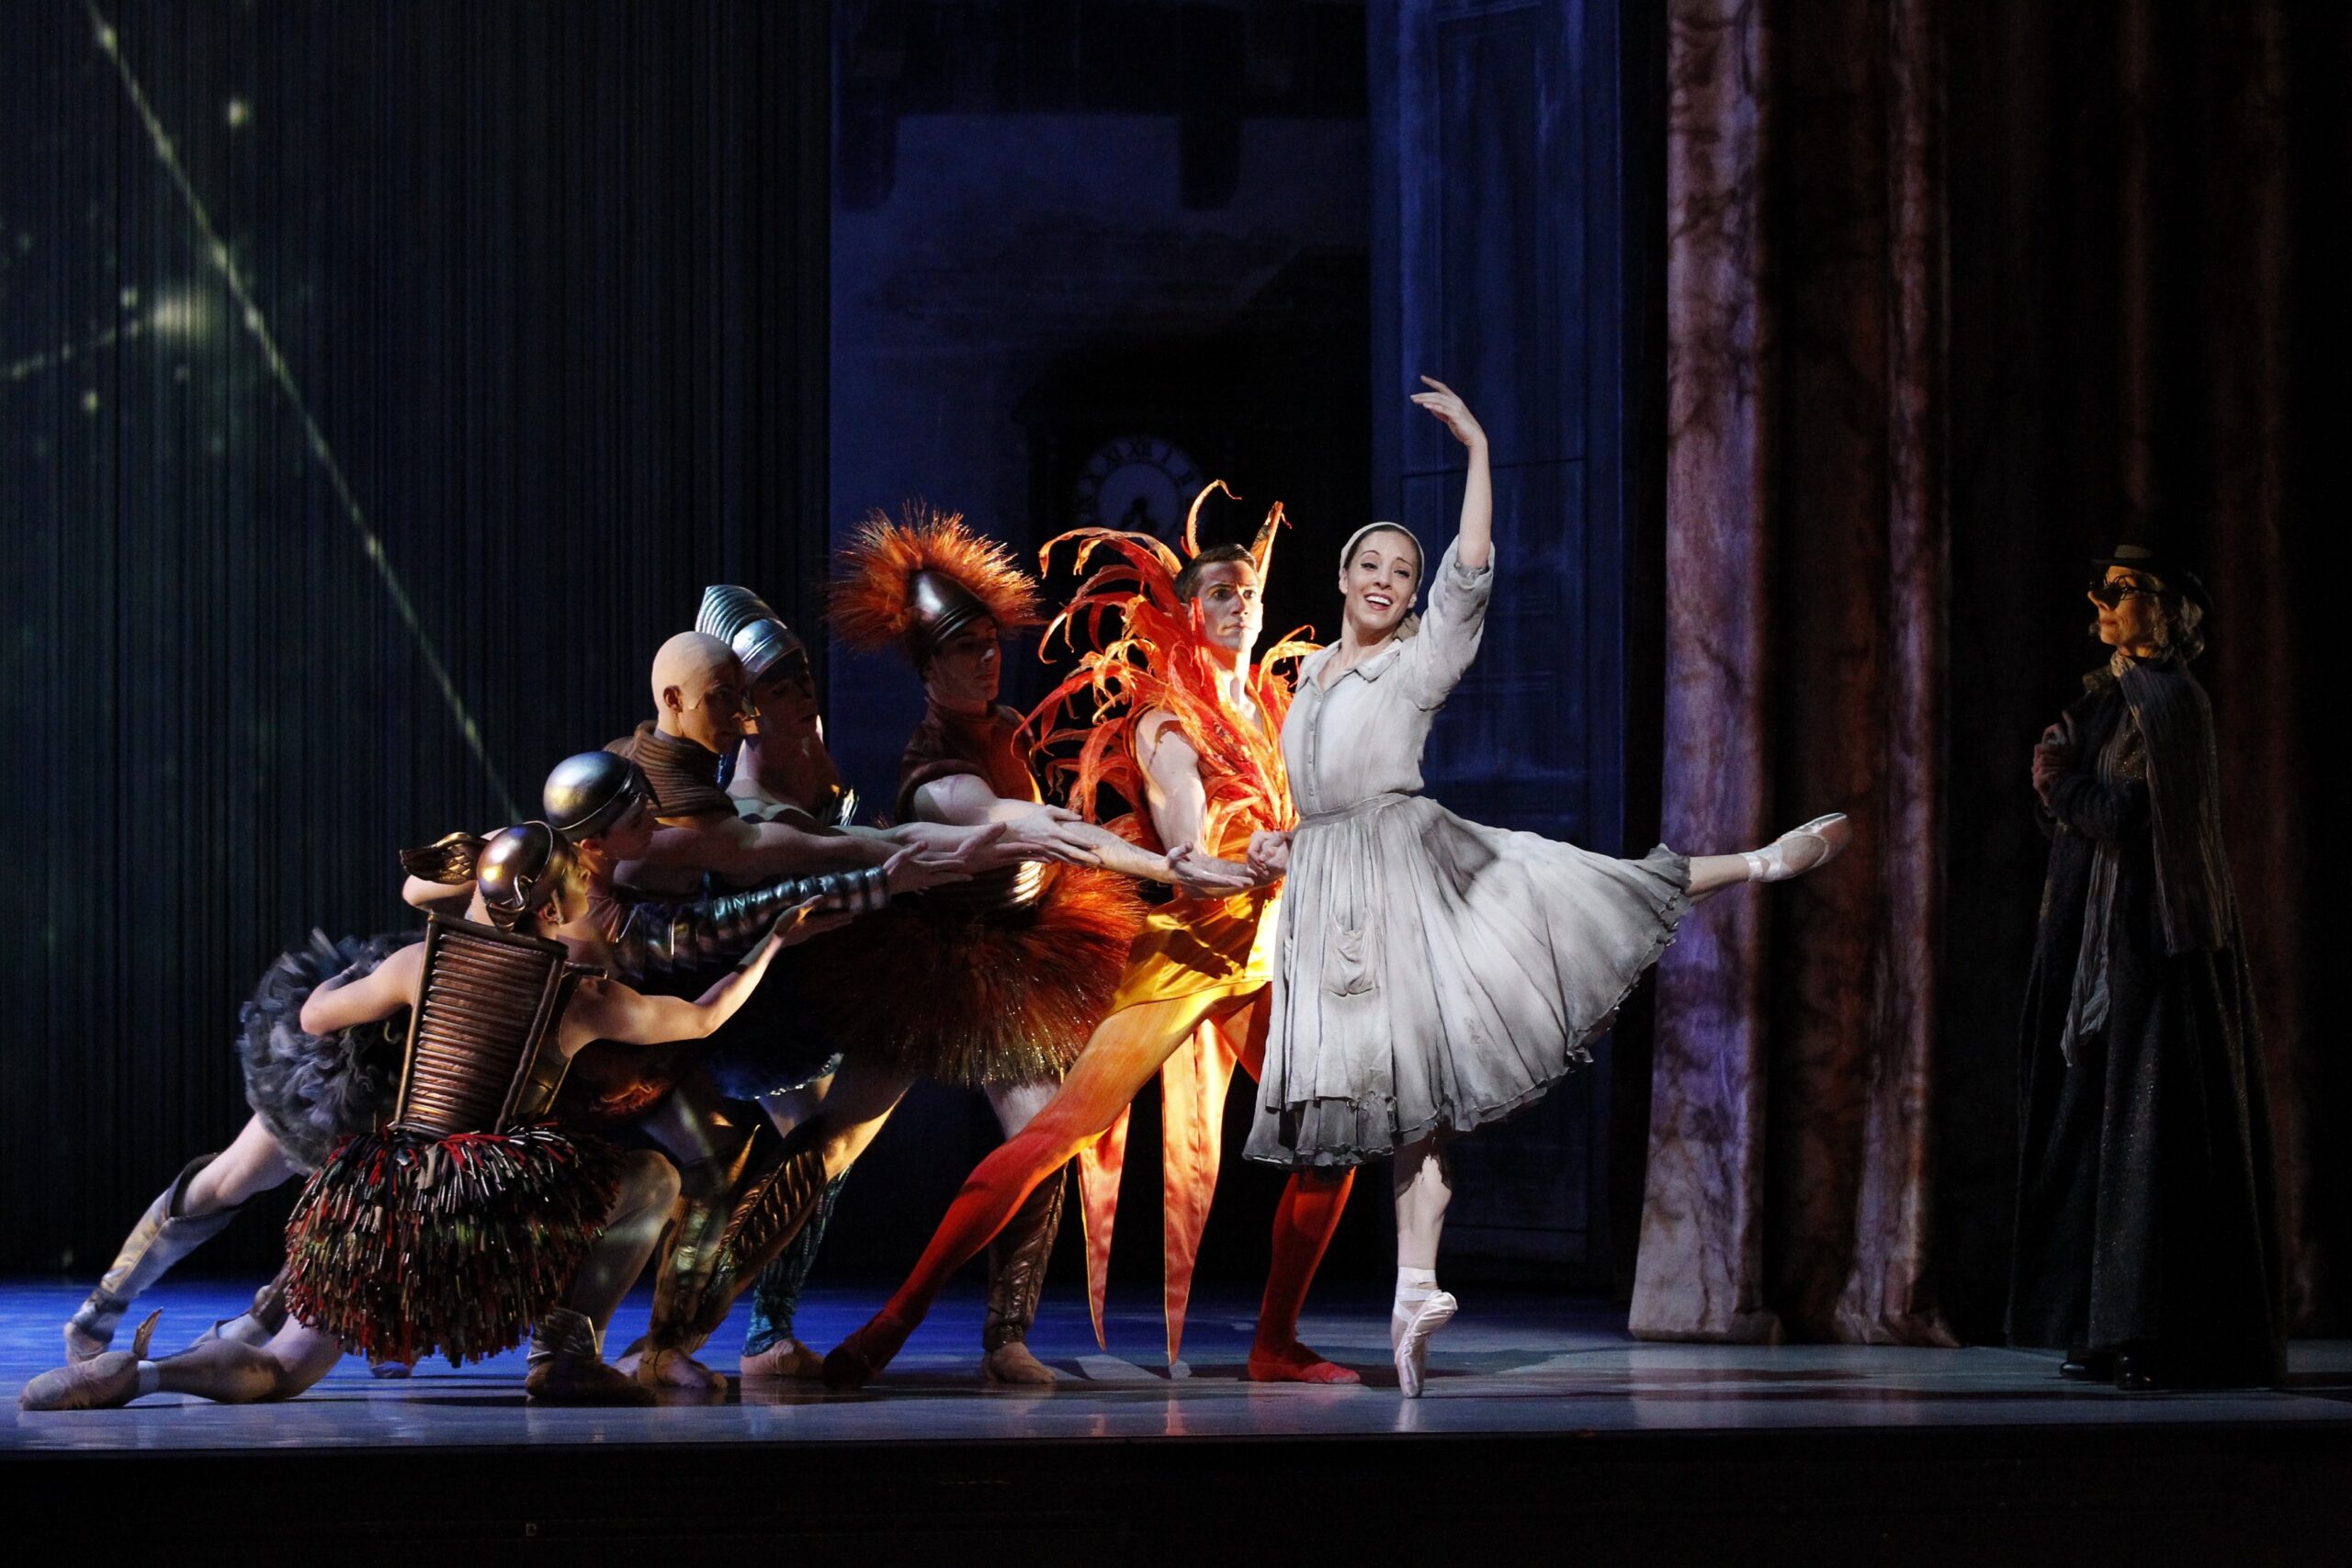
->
<box><xmin>20</xmin><ymin>825</ymin><xmax>814</xmax><ymax>1410</ymax></box>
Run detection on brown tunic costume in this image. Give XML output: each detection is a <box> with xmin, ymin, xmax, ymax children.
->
<box><xmin>800</xmin><ymin>703</ymin><xmax>1145</xmax><ymax>1088</ymax></box>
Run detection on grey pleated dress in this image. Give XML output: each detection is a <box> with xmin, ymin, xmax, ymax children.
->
<box><xmin>1245</xmin><ymin>539</ymin><xmax>1691</xmax><ymax>1168</ymax></box>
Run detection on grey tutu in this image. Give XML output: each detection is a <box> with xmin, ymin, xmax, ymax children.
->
<box><xmin>1246</xmin><ymin>536</ymin><xmax>1690</xmax><ymax>1168</ymax></box>
<box><xmin>1246</xmin><ymin>795</ymin><xmax>1688</xmax><ymax>1167</ymax></box>
<box><xmin>237</xmin><ymin>931</ymin><xmax>418</xmax><ymax>1171</ymax></box>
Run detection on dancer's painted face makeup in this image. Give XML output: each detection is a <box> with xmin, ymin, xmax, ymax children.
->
<box><xmin>1189</xmin><ymin>558</ymin><xmax>1264</xmax><ymax>657</ymax></box>
<box><xmin>1340</xmin><ymin>529</ymin><xmax>1420</xmax><ymax>639</ymax></box>
<box><xmin>925</xmin><ymin>617</ymin><xmax>1002</xmax><ymax>706</ymax></box>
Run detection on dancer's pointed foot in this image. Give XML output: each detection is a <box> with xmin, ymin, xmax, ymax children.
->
<box><xmin>739</xmin><ymin>1338</ymin><xmax>825</xmax><ymax>1382</ymax></box>
<box><xmin>1247</xmin><ymin>1341</ymin><xmax>1361</xmax><ymax>1384</ymax></box>
<box><xmin>1741</xmin><ymin>813</ymin><xmax>1851</xmax><ymax>883</ymax></box>
<box><xmin>24</xmin><ymin>1310</ymin><xmax>157</xmax><ymax>1410</ymax></box>
<box><xmin>632</xmin><ymin>1346</ymin><xmax>726</xmax><ymax>1399</ymax></box>
<box><xmin>63</xmin><ymin>1295</ymin><xmax>124</xmax><ymax>1363</ymax></box>
<box><xmin>980</xmin><ymin>1341</ymin><xmax>1059</xmax><ymax>1387</ymax></box>
<box><xmin>1393</xmin><ymin>1291</ymin><xmax>1457</xmax><ymax>1399</ymax></box>
<box><xmin>823</xmin><ymin>1313</ymin><xmax>913</xmax><ymax>1391</ymax></box>
<box><xmin>526</xmin><ymin>1353</ymin><xmax>656</xmax><ymax>1406</ymax></box>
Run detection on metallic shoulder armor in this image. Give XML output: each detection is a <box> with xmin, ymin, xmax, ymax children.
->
<box><xmin>393</xmin><ymin>915</ymin><xmax>597</xmax><ymax>1134</ymax></box>
<box><xmin>606</xmin><ymin>866</ymin><xmax>888</xmax><ymax>979</ymax></box>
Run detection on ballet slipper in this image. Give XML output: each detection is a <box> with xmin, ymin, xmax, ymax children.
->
<box><xmin>525</xmin><ymin>1353</ymin><xmax>656</xmax><ymax>1406</ymax></box>
<box><xmin>739</xmin><ymin>1338</ymin><xmax>825</xmax><ymax>1382</ymax></box>
<box><xmin>1392</xmin><ymin>1291</ymin><xmax>1457</xmax><ymax>1399</ymax></box>
<box><xmin>23</xmin><ymin>1310</ymin><xmax>160</xmax><ymax>1411</ymax></box>
<box><xmin>980</xmin><ymin>1341</ymin><xmax>1060</xmax><ymax>1387</ymax></box>
<box><xmin>1246</xmin><ymin>1341</ymin><xmax>1362</xmax><ymax>1384</ymax></box>
<box><xmin>1741</xmin><ymin>813</ymin><xmax>1851</xmax><ymax>883</ymax></box>
<box><xmin>633</xmin><ymin>1346</ymin><xmax>726</xmax><ymax>1399</ymax></box>
<box><xmin>823</xmin><ymin>1313</ymin><xmax>914</xmax><ymax>1392</ymax></box>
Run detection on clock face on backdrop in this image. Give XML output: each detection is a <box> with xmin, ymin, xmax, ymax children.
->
<box><xmin>1071</xmin><ymin>435</ymin><xmax>1204</xmax><ymax>542</ymax></box>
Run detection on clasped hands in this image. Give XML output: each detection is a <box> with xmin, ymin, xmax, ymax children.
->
<box><xmin>2031</xmin><ymin>716</ymin><xmax>2078</xmax><ymax>799</ymax></box>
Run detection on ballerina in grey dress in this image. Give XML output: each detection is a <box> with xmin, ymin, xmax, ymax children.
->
<box><xmin>1242</xmin><ymin>378</ymin><xmax>1850</xmax><ymax>1395</ymax></box>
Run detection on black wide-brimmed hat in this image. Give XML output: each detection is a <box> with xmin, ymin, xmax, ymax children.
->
<box><xmin>2092</xmin><ymin>542</ymin><xmax>2211</xmax><ymax>611</ymax></box>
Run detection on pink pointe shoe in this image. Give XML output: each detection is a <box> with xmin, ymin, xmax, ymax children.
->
<box><xmin>23</xmin><ymin>1311</ymin><xmax>160</xmax><ymax>1411</ymax></box>
<box><xmin>1741</xmin><ymin>813</ymin><xmax>1851</xmax><ymax>883</ymax></box>
<box><xmin>1392</xmin><ymin>1291</ymin><xmax>1457</xmax><ymax>1399</ymax></box>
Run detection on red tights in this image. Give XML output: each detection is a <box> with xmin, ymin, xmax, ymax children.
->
<box><xmin>868</xmin><ymin>988</ymin><xmax>1351</xmax><ymax>1359</ymax></box>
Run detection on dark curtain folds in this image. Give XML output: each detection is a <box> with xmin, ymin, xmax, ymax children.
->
<box><xmin>1633</xmin><ymin>0</ymin><xmax>2337</xmax><ymax>1343</ymax></box>
<box><xmin>0</xmin><ymin>3</ymin><xmax>830</xmax><ymax>1275</ymax></box>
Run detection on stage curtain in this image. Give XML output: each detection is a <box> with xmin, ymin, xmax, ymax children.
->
<box><xmin>1629</xmin><ymin>0</ymin><xmax>1952</xmax><ymax>1346</ymax></box>
<box><xmin>0</xmin><ymin>2</ymin><xmax>830</xmax><ymax>1276</ymax></box>
<box><xmin>1631</xmin><ymin>0</ymin><xmax>2340</xmax><ymax>1343</ymax></box>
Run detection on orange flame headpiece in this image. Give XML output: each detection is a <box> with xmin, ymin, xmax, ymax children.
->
<box><xmin>1025</xmin><ymin>482</ymin><xmax>1313</xmax><ymax>844</ymax></box>
<box><xmin>829</xmin><ymin>503</ymin><xmax>1043</xmax><ymax>665</ymax></box>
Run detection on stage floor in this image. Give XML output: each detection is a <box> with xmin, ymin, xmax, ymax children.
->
<box><xmin>5</xmin><ymin>1275</ymin><xmax>2348</xmax><ymax>1448</ymax></box>
<box><xmin>6</xmin><ymin>1278</ymin><xmax>2350</xmax><ymax>1558</ymax></box>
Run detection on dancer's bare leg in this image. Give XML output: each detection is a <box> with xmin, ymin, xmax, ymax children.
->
<box><xmin>1390</xmin><ymin>1134</ymin><xmax>1458</xmax><ymax>1399</ymax></box>
<box><xmin>762</xmin><ymin>1076</ymin><xmax>831</xmax><ymax>1139</ymax></box>
<box><xmin>1685</xmin><ymin>855</ymin><xmax>1753</xmax><ymax>900</ymax></box>
<box><xmin>978</xmin><ymin>1077</ymin><xmax>1067</xmax><ymax>1385</ymax></box>
<box><xmin>815</xmin><ymin>1056</ymin><xmax>915</xmax><ymax>1179</ymax></box>
<box><xmin>64</xmin><ymin>1115</ymin><xmax>301</xmax><ymax>1361</ymax></box>
<box><xmin>183</xmin><ymin>1115</ymin><xmax>301</xmax><ymax>1212</ymax></box>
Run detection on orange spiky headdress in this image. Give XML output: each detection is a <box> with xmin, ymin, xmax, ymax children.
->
<box><xmin>1024</xmin><ymin>481</ymin><xmax>1314</xmax><ymax>850</ymax></box>
<box><xmin>1178</xmin><ymin>479</ymin><xmax>1287</xmax><ymax>580</ymax></box>
<box><xmin>829</xmin><ymin>503</ymin><xmax>1043</xmax><ymax>665</ymax></box>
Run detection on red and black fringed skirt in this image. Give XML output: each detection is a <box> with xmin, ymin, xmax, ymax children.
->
<box><xmin>283</xmin><ymin>1124</ymin><xmax>623</xmax><ymax>1368</ymax></box>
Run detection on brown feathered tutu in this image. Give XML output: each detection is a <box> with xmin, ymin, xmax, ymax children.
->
<box><xmin>805</xmin><ymin>863</ymin><xmax>1145</xmax><ymax>1087</ymax></box>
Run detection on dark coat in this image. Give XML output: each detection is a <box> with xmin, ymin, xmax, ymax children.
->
<box><xmin>2005</xmin><ymin>660</ymin><xmax>2285</xmax><ymax>1385</ymax></box>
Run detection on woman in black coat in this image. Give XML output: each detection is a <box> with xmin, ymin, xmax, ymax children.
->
<box><xmin>2006</xmin><ymin>545</ymin><xmax>2284</xmax><ymax>1391</ymax></box>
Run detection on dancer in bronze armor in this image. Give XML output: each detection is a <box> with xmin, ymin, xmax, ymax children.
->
<box><xmin>20</xmin><ymin>825</ymin><xmax>820</xmax><ymax>1411</ymax></box>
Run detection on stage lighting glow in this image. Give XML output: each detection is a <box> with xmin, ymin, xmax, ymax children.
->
<box><xmin>81</xmin><ymin>0</ymin><xmax>521</xmax><ymax>819</ymax></box>
<box><xmin>147</xmin><ymin>289</ymin><xmax>212</xmax><ymax>339</ymax></box>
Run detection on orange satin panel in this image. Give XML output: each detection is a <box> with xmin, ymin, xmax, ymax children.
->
<box><xmin>1102</xmin><ymin>887</ymin><xmax>1278</xmax><ymax>1014</ymax></box>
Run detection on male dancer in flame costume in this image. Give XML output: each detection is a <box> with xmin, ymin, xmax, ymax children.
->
<box><xmin>779</xmin><ymin>506</ymin><xmax>1253</xmax><ymax>1384</ymax></box>
<box><xmin>826</xmin><ymin>488</ymin><xmax>1358</xmax><ymax>1388</ymax></box>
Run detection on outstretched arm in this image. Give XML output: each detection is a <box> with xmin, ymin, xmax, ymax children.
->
<box><xmin>620</xmin><ymin>813</ymin><xmax>1013</xmax><ymax>894</ymax></box>
<box><xmin>912</xmin><ymin>773</ymin><xmax>1178</xmax><ymax>885</ymax></box>
<box><xmin>565</xmin><ymin>900</ymin><xmax>832</xmax><ymax>1051</ymax></box>
<box><xmin>401</xmin><ymin>875</ymin><xmax>476</xmax><ymax>915</ymax></box>
<box><xmin>1413</xmin><ymin>376</ymin><xmax>1490</xmax><ymax>568</ymax></box>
